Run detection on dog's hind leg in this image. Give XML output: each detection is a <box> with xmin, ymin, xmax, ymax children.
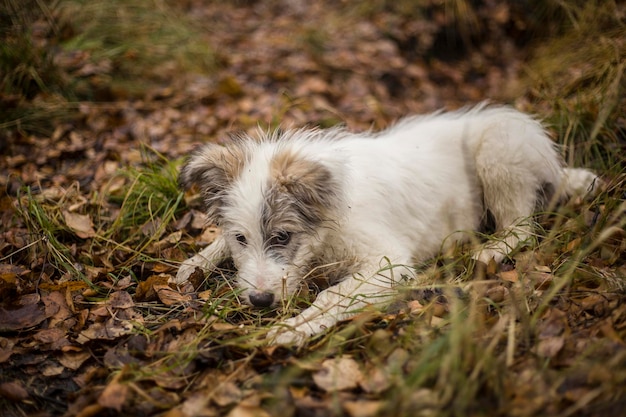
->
<box><xmin>171</xmin><ymin>234</ymin><xmax>230</xmax><ymax>284</ymax></box>
<box><xmin>473</xmin><ymin>165</ymin><xmax>601</xmax><ymax>264</ymax></box>
<box><xmin>473</xmin><ymin>160</ymin><xmax>545</xmax><ymax>264</ymax></box>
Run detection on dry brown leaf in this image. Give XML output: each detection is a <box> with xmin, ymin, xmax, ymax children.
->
<box><xmin>77</xmin><ymin>318</ymin><xmax>134</xmax><ymax>343</ymax></box>
<box><xmin>536</xmin><ymin>335</ymin><xmax>565</xmax><ymax>358</ymax></box>
<box><xmin>499</xmin><ymin>269</ymin><xmax>519</xmax><ymax>283</ymax></box>
<box><xmin>565</xmin><ymin>237</ymin><xmax>582</xmax><ymax>252</ymax></box>
<box><xmin>62</xmin><ymin>210</ymin><xmax>96</xmax><ymax>238</ymax></box>
<box><xmin>98</xmin><ymin>380</ymin><xmax>129</xmax><ymax>412</ymax></box>
<box><xmin>226</xmin><ymin>404</ymin><xmax>272</xmax><ymax>417</ymax></box>
<box><xmin>176</xmin><ymin>392</ymin><xmax>210</xmax><ymax>417</ymax></box>
<box><xmin>135</xmin><ymin>274</ymin><xmax>170</xmax><ymax>302</ymax></box>
<box><xmin>211</xmin><ymin>381</ymin><xmax>242</xmax><ymax>407</ymax></box>
<box><xmin>154</xmin><ymin>284</ymin><xmax>193</xmax><ymax>306</ymax></box>
<box><xmin>58</xmin><ymin>350</ymin><xmax>91</xmax><ymax>370</ymax></box>
<box><xmin>42</xmin><ymin>361</ymin><xmax>65</xmax><ymax>376</ymax></box>
<box><xmin>108</xmin><ymin>291</ymin><xmax>134</xmax><ymax>309</ymax></box>
<box><xmin>359</xmin><ymin>366</ymin><xmax>391</xmax><ymax>394</ymax></box>
<box><xmin>0</xmin><ymin>297</ymin><xmax>48</xmax><ymax>331</ymax></box>
<box><xmin>0</xmin><ymin>264</ymin><xmax>29</xmax><ymax>284</ymax></box>
<box><xmin>580</xmin><ymin>294</ymin><xmax>608</xmax><ymax>312</ymax></box>
<box><xmin>33</xmin><ymin>328</ymin><xmax>65</xmax><ymax>344</ymax></box>
<box><xmin>198</xmin><ymin>289</ymin><xmax>213</xmax><ymax>301</ymax></box>
<box><xmin>485</xmin><ymin>285</ymin><xmax>509</xmax><ymax>303</ymax></box>
<box><xmin>212</xmin><ymin>322</ymin><xmax>239</xmax><ymax>331</ymax></box>
<box><xmin>343</xmin><ymin>400</ymin><xmax>384</xmax><ymax>417</ymax></box>
<box><xmin>387</xmin><ymin>348</ymin><xmax>410</xmax><ymax>371</ymax></box>
<box><xmin>0</xmin><ymin>337</ymin><xmax>15</xmax><ymax>363</ymax></box>
<box><xmin>313</xmin><ymin>356</ymin><xmax>363</xmax><ymax>392</ymax></box>
<box><xmin>538</xmin><ymin>309</ymin><xmax>569</xmax><ymax>338</ymax></box>
<box><xmin>0</xmin><ymin>381</ymin><xmax>29</xmax><ymax>401</ymax></box>
<box><xmin>152</xmin><ymin>230</ymin><xmax>183</xmax><ymax>251</ymax></box>
<box><xmin>528</xmin><ymin>271</ymin><xmax>554</xmax><ymax>290</ymax></box>
<box><xmin>74</xmin><ymin>403</ymin><xmax>104</xmax><ymax>417</ymax></box>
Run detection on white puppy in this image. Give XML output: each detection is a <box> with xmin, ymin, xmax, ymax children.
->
<box><xmin>173</xmin><ymin>105</ymin><xmax>599</xmax><ymax>345</ymax></box>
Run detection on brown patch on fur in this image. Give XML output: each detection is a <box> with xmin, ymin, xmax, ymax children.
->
<box><xmin>269</xmin><ymin>148</ymin><xmax>339</xmax><ymax>224</ymax></box>
<box><xmin>262</xmin><ymin>188</ymin><xmax>308</xmax><ymax>237</ymax></box>
<box><xmin>179</xmin><ymin>142</ymin><xmax>248</xmax><ymax>223</ymax></box>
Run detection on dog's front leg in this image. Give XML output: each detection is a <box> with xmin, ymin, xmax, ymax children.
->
<box><xmin>171</xmin><ymin>234</ymin><xmax>230</xmax><ymax>284</ymax></box>
<box><xmin>269</xmin><ymin>264</ymin><xmax>407</xmax><ymax>345</ymax></box>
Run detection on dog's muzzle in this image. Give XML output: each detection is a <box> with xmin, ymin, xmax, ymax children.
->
<box><xmin>249</xmin><ymin>291</ymin><xmax>275</xmax><ymax>308</ymax></box>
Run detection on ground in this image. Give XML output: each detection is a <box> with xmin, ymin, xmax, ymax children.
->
<box><xmin>1</xmin><ymin>1</ymin><xmax>625</xmax><ymax>416</ymax></box>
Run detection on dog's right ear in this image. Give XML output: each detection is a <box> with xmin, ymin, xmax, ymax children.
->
<box><xmin>179</xmin><ymin>143</ymin><xmax>246</xmax><ymax>223</ymax></box>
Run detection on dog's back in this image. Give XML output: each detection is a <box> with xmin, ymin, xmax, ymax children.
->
<box><xmin>312</xmin><ymin>105</ymin><xmax>597</xmax><ymax>264</ymax></box>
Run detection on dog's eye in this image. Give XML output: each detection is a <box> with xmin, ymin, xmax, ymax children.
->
<box><xmin>235</xmin><ymin>234</ymin><xmax>247</xmax><ymax>245</ymax></box>
<box><xmin>269</xmin><ymin>231</ymin><xmax>292</xmax><ymax>247</ymax></box>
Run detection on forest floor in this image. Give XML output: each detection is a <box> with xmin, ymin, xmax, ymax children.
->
<box><xmin>1</xmin><ymin>1</ymin><xmax>625</xmax><ymax>416</ymax></box>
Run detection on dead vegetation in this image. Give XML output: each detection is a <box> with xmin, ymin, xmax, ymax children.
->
<box><xmin>1</xmin><ymin>1</ymin><xmax>625</xmax><ymax>416</ymax></box>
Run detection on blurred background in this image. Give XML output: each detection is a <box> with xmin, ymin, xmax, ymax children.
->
<box><xmin>2</xmin><ymin>0</ymin><xmax>624</xmax><ymax>172</ymax></box>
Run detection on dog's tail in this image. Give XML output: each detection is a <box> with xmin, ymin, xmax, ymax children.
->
<box><xmin>558</xmin><ymin>167</ymin><xmax>602</xmax><ymax>201</ymax></box>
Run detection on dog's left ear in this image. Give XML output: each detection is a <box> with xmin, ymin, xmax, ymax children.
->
<box><xmin>272</xmin><ymin>152</ymin><xmax>341</xmax><ymax>221</ymax></box>
<box><xmin>179</xmin><ymin>142</ymin><xmax>246</xmax><ymax>222</ymax></box>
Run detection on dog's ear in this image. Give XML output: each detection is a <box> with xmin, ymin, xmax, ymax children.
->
<box><xmin>179</xmin><ymin>143</ymin><xmax>246</xmax><ymax>222</ymax></box>
<box><xmin>271</xmin><ymin>151</ymin><xmax>341</xmax><ymax>222</ymax></box>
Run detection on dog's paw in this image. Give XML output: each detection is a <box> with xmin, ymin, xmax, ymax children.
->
<box><xmin>472</xmin><ymin>248</ymin><xmax>505</xmax><ymax>265</ymax></box>
<box><xmin>268</xmin><ymin>327</ymin><xmax>308</xmax><ymax>346</ymax></box>
<box><xmin>171</xmin><ymin>251</ymin><xmax>215</xmax><ymax>285</ymax></box>
<box><xmin>267</xmin><ymin>316</ymin><xmax>318</xmax><ymax>346</ymax></box>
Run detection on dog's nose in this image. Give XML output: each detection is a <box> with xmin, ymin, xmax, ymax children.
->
<box><xmin>249</xmin><ymin>291</ymin><xmax>275</xmax><ymax>307</ymax></box>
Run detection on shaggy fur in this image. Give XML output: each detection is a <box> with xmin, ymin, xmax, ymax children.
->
<box><xmin>173</xmin><ymin>105</ymin><xmax>600</xmax><ymax>345</ymax></box>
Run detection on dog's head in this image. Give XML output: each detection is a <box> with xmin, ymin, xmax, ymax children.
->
<box><xmin>180</xmin><ymin>132</ymin><xmax>344</xmax><ymax>307</ymax></box>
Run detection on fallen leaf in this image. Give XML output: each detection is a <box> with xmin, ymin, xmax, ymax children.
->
<box><xmin>0</xmin><ymin>296</ymin><xmax>48</xmax><ymax>331</ymax></box>
<box><xmin>98</xmin><ymin>380</ymin><xmax>129</xmax><ymax>412</ymax></box>
<box><xmin>499</xmin><ymin>269</ymin><xmax>519</xmax><ymax>283</ymax></box>
<box><xmin>536</xmin><ymin>335</ymin><xmax>565</xmax><ymax>358</ymax></box>
<box><xmin>343</xmin><ymin>400</ymin><xmax>383</xmax><ymax>417</ymax></box>
<box><xmin>59</xmin><ymin>350</ymin><xmax>91</xmax><ymax>370</ymax></box>
<box><xmin>0</xmin><ymin>381</ymin><xmax>29</xmax><ymax>401</ymax></box>
<box><xmin>108</xmin><ymin>291</ymin><xmax>134</xmax><ymax>309</ymax></box>
<box><xmin>226</xmin><ymin>405</ymin><xmax>271</xmax><ymax>417</ymax></box>
<box><xmin>359</xmin><ymin>366</ymin><xmax>391</xmax><ymax>394</ymax></box>
<box><xmin>77</xmin><ymin>319</ymin><xmax>134</xmax><ymax>343</ymax></box>
<box><xmin>485</xmin><ymin>285</ymin><xmax>509</xmax><ymax>303</ymax></box>
<box><xmin>212</xmin><ymin>381</ymin><xmax>242</xmax><ymax>407</ymax></box>
<box><xmin>0</xmin><ymin>337</ymin><xmax>15</xmax><ymax>363</ymax></box>
<box><xmin>0</xmin><ymin>264</ymin><xmax>29</xmax><ymax>284</ymax></box>
<box><xmin>135</xmin><ymin>274</ymin><xmax>170</xmax><ymax>302</ymax></box>
<box><xmin>154</xmin><ymin>284</ymin><xmax>193</xmax><ymax>306</ymax></box>
<box><xmin>528</xmin><ymin>271</ymin><xmax>554</xmax><ymax>290</ymax></box>
<box><xmin>313</xmin><ymin>356</ymin><xmax>363</xmax><ymax>392</ymax></box>
<box><xmin>33</xmin><ymin>327</ymin><xmax>65</xmax><ymax>344</ymax></box>
<box><xmin>42</xmin><ymin>361</ymin><xmax>65</xmax><ymax>376</ymax></box>
<box><xmin>63</xmin><ymin>210</ymin><xmax>96</xmax><ymax>238</ymax></box>
<box><xmin>152</xmin><ymin>230</ymin><xmax>182</xmax><ymax>251</ymax></box>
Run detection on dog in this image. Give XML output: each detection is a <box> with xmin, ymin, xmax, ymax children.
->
<box><xmin>172</xmin><ymin>104</ymin><xmax>600</xmax><ymax>345</ymax></box>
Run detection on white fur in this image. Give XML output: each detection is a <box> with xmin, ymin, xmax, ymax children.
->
<box><xmin>173</xmin><ymin>105</ymin><xmax>600</xmax><ymax>345</ymax></box>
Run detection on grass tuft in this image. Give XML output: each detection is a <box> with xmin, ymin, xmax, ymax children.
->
<box><xmin>56</xmin><ymin>0</ymin><xmax>217</xmax><ymax>98</ymax></box>
<box><xmin>525</xmin><ymin>0</ymin><xmax>626</xmax><ymax>169</ymax></box>
<box><xmin>14</xmin><ymin>184</ymin><xmax>88</xmax><ymax>282</ymax></box>
<box><xmin>106</xmin><ymin>146</ymin><xmax>185</xmax><ymax>248</ymax></box>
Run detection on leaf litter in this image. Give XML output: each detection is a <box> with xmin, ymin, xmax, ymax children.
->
<box><xmin>1</xmin><ymin>1</ymin><xmax>626</xmax><ymax>416</ymax></box>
